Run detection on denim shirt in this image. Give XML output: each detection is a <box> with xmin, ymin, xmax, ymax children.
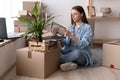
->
<box><xmin>62</xmin><ymin>22</ymin><xmax>94</xmax><ymax>66</ymax></box>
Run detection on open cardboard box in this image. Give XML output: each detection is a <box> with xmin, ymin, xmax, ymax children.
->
<box><xmin>16</xmin><ymin>46</ymin><xmax>60</xmax><ymax>78</ymax></box>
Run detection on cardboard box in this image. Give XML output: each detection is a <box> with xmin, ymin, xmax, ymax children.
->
<box><xmin>14</xmin><ymin>20</ymin><xmax>28</xmax><ymax>32</ymax></box>
<box><xmin>16</xmin><ymin>47</ymin><xmax>60</xmax><ymax>78</ymax></box>
<box><xmin>18</xmin><ymin>10</ymin><xmax>28</xmax><ymax>16</ymax></box>
<box><xmin>18</xmin><ymin>10</ymin><xmax>33</xmax><ymax>17</ymax></box>
<box><xmin>103</xmin><ymin>41</ymin><xmax>120</xmax><ymax>69</ymax></box>
<box><xmin>23</xmin><ymin>1</ymin><xmax>41</xmax><ymax>14</ymax></box>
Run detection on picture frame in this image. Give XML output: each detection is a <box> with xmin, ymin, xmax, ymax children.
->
<box><xmin>87</xmin><ymin>6</ymin><xmax>96</xmax><ymax>17</ymax></box>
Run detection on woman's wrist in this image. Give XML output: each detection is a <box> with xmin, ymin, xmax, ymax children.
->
<box><xmin>69</xmin><ymin>34</ymin><xmax>73</xmax><ymax>39</ymax></box>
<box><xmin>69</xmin><ymin>34</ymin><xmax>78</xmax><ymax>43</ymax></box>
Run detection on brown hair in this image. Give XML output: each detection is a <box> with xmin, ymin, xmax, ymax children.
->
<box><xmin>71</xmin><ymin>6</ymin><xmax>88</xmax><ymax>24</ymax></box>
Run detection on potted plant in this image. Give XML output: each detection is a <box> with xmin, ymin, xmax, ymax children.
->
<box><xmin>17</xmin><ymin>2</ymin><xmax>54</xmax><ymax>43</ymax></box>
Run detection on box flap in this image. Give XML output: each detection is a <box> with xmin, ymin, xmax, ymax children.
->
<box><xmin>106</xmin><ymin>40</ymin><xmax>120</xmax><ymax>45</ymax></box>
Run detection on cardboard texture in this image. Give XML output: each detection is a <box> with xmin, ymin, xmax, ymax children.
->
<box><xmin>18</xmin><ymin>10</ymin><xmax>28</xmax><ymax>16</ymax></box>
<box><xmin>103</xmin><ymin>41</ymin><xmax>120</xmax><ymax>69</ymax></box>
<box><xmin>18</xmin><ymin>10</ymin><xmax>33</xmax><ymax>17</ymax></box>
<box><xmin>16</xmin><ymin>47</ymin><xmax>60</xmax><ymax>78</ymax></box>
<box><xmin>23</xmin><ymin>1</ymin><xmax>41</xmax><ymax>14</ymax></box>
<box><xmin>14</xmin><ymin>20</ymin><xmax>28</xmax><ymax>32</ymax></box>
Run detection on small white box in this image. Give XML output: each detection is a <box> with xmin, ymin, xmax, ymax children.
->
<box><xmin>96</xmin><ymin>13</ymin><xmax>103</xmax><ymax>16</ymax></box>
<box><xmin>96</xmin><ymin>12</ymin><xmax>110</xmax><ymax>17</ymax></box>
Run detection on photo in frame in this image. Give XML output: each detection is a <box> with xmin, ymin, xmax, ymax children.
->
<box><xmin>87</xmin><ymin>6</ymin><xmax>96</xmax><ymax>17</ymax></box>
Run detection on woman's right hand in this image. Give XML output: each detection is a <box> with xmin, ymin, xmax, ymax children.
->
<box><xmin>61</xmin><ymin>28</ymin><xmax>78</xmax><ymax>43</ymax></box>
<box><xmin>51</xmin><ymin>27</ymin><xmax>58</xmax><ymax>36</ymax></box>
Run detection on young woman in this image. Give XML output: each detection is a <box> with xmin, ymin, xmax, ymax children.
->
<box><xmin>59</xmin><ymin>5</ymin><xmax>94</xmax><ymax>71</ymax></box>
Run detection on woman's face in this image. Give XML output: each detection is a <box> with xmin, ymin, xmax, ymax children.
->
<box><xmin>71</xmin><ymin>9</ymin><xmax>83</xmax><ymax>22</ymax></box>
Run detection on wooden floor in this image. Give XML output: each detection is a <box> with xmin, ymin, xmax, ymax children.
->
<box><xmin>1</xmin><ymin>65</ymin><xmax>120</xmax><ymax>80</ymax></box>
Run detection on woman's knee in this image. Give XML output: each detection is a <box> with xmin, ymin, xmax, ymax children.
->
<box><xmin>72</xmin><ymin>49</ymin><xmax>81</xmax><ymax>56</ymax></box>
<box><xmin>67</xmin><ymin>49</ymin><xmax>81</xmax><ymax>61</ymax></box>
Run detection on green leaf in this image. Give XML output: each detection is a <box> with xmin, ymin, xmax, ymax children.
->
<box><xmin>32</xmin><ymin>2</ymin><xmax>38</xmax><ymax>17</ymax></box>
<box><xmin>18</xmin><ymin>17</ymin><xmax>31</xmax><ymax>23</ymax></box>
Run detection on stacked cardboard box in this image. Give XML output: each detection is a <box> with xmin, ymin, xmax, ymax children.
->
<box><xmin>14</xmin><ymin>1</ymin><xmax>41</xmax><ymax>32</ymax></box>
<box><xmin>103</xmin><ymin>41</ymin><xmax>120</xmax><ymax>69</ymax></box>
<box><xmin>14</xmin><ymin>20</ymin><xmax>28</xmax><ymax>32</ymax></box>
<box><xmin>23</xmin><ymin>1</ymin><xmax>41</xmax><ymax>14</ymax></box>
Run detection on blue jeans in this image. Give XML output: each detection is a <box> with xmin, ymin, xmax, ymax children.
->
<box><xmin>60</xmin><ymin>46</ymin><xmax>87</xmax><ymax>66</ymax></box>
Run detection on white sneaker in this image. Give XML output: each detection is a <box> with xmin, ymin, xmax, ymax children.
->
<box><xmin>60</xmin><ymin>62</ymin><xmax>78</xmax><ymax>71</ymax></box>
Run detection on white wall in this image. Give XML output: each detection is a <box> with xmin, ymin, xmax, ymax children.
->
<box><xmin>0</xmin><ymin>0</ymin><xmax>13</xmax><ymax>33</ymax></box>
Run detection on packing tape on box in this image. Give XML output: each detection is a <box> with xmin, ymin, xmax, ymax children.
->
<box><xmin>28</xmin><ymin>40</ymin><xmax>58</xmax><ymax>53</ymax></box>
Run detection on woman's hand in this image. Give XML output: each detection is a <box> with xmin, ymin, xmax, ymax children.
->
<box><xmin>62</xmin><ymin>28</ymin><xmax>78</xmax><ymax>43</ymax></box>
<box><xmin>51</xmin><ymin>28</ymin><xmax>58</xmax><ymax>36</ymax></box>
<box><xmin>62</xmin><ymin>28</ymin><xmax>71</xmax><ymax>37</ymax></box>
